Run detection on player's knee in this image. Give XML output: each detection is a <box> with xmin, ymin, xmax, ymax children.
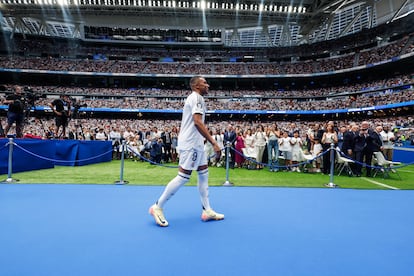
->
<box><xmin>198</xmin><ymin>164</ymin><xmax>208</xmax><ymax>171</ymax></box>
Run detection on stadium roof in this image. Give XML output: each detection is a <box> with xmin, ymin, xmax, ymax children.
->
<box><xmin>0</xmin><ymin>0</ymin><xmax>413</xmax><ymax>46</ymax></box>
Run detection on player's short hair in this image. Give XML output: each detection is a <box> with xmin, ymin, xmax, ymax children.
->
<box><xmin>189</xmin><ymin>75</ymin><xmax>203</xmax><ymax>89</ymax></box>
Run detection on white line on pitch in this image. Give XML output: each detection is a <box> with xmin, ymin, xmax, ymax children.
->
<box><xmin>399</xmin><ymin>170</ymin><xmax>414</xmax><ymax>173</ymax></box>
<box><xmin>362</xmin><ymin>177</ymin><xmax>399</xmax><ymax>190</ymax></box>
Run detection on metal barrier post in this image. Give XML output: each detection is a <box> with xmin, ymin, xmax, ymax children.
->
<box><xmin>222</xmin><ymin>142</ymin><xmax>234</xmax><ymax>187</ymax></box>
<box><xmin>325</xmin><ymin>143</ymin><xmax>338</xmax><ymax>188</ymax></box>
<box><xmin>115</xmin><ymin>140</ymin><xmax>128</xmax><ymax>185</ymax></box>
<box><xmin>1</xmin><ymin>138</ymin><xmax>19</xmax><ymax>183</ymax></box>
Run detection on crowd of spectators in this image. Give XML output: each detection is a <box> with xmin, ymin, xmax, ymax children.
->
<box><xmin>16</xmin><ymin>116</ymin><xmax>414</xmax><ymax>143</ymax></box>
<box><xmin>3</xmin><ymin>17</ymin><xmax>413</xmax><ymax>61</ymax></box>
<box><xmin>11</xmin><ymin>88</ymin><xmax>408</xmax><ymax>112</ymax></box>
<box><xmin>1</xmin><ymin>72</ymin><xmax>412</xmax><ymax>112</ymax></box>
<box><xmin>14</xmin><ymin>116</ymin><xmax>414</xmax><ymax>172</ymax></box>
<box><xmin>1</xmin><ymin>33</ymin><xmax>413</xmax><ymax>75</ymax></box>
<box><xmin>358</xmin><ymin>36</ymin><xmax>411</xmax><ymax>66</ymax></box>
<box><xmin>5</xmin><ymin>72</ymin><xmax>408</xmax><ymax>99</ymax></box>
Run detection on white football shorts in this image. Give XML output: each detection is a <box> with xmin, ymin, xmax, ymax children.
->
<box><xmin>178</xmin><ymin>148</ymin><xmax>208</xmax><ymax>171</ymax></box>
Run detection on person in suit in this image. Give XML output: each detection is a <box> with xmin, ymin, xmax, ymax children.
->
<box><xmin>341</xmin><ymin>123</ymin><xmax>358</xmax><ymax>174</ymax></box>
<box><xmin>354</xmin><ymin>121</ymin><xmax>380</xmax><ymax>177</ymax></box>
<box><xmin>367</xmin><ymin>125</ymin><xmax>383</xmax><ymax>150</ymax></box>
<box><xmin>353</xmin><ymin>122</ymin><xmax>368</xmax><ymax>177</ymax></box>
<box><xmin>365</xmin><ymin>123</ymin><xmax>383</xmax><ymax>177</ymax></box>
<box><xmin>341</xmin><ymin>123</ymin><xmax>358</xmax><ymax>158</ymax></box>
<box><xmin>223</xmin><ymin>124</ymin><xmax>237</xmax><ymax>169</ymax></box>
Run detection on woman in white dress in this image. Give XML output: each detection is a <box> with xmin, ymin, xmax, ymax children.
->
<box><xmin>244</xmin><ymin>128</ymin><xmax>256</xmax><ymax>157</ymax></box>
<box><xmin>321</xmin><ymin>123</ymin><xmax>338</xmax><ymax>174</ymax></box>
<box><xmin>253</xmin><ymin>124</ymin><xmax>267</xmax><ymax>169</ymax></box>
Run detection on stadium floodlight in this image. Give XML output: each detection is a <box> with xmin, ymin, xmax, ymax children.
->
<box><xmin>200</xmin><ymin>0</ymin><xmax>205</xmax><ymax>10</ymax></box>
<box><xmin>259</xmin><ymin>3</ymin><xmax>263</xmax><ymax>12</ymax></box>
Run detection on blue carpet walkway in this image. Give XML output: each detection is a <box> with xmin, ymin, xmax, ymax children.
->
<box><xmin>0</xmin><ymin>184</ymin><xmax>413</xmax><ymax>276</ymax></box>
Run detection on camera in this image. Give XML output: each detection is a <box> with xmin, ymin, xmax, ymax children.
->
<box><xmin>69</xmin><ymin>97</ymin><xmax>87</xmax><ymax>118</ymax></box>
<box><xmin>70</xmin><ymin>97</ymin><xmax>87</xmax><ymax>110</ymax></box>
<box><xmin>23</xmin><ymin>87</ymin><xmax>44</xmax><ymax>105</ymax></box>
<box><xmin>74</xmin><ymin>103</ymin><xmax>88</xmax><ymax>109</ymax></box>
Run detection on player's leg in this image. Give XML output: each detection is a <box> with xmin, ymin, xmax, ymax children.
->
<box><xmin>15</xmin><ymin>113</ymin><xmax>25</xmax><ymax>138</ymax></box>
<box><xmin>196</xmin><ymin>150</ymin><xmax>224</xmax><ymax>222</ymax></box>
<box><xmin>149</xmin><ymin>150</ymin><xmax>194</xmax><ymax>227</ymax></box>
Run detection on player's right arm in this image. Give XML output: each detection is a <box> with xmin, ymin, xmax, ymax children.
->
<box><xmin>193</xmin><ymin>113</ymin><xmax>221</xmax><ymax>154</ymax></box>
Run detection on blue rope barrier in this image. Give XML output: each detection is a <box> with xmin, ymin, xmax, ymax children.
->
<box><xmin>0</xmin><ymin>142</ymin><xmax>9</xmax><ymax>152</ymax></box>
<box><xmin>126</xmin><ymin>145</ymin><xmax>224</xmax><ymax>169</ymax></box>
<box><xmin>126</xmin><ymin>145</ymin><xmax>179</xmax><ymax>169</ymax></box>
<box><xmin>335</xmin><ymin>148</ymin><xmax>413</xmax><ymax>170</ymax></box>
<box><xmin>232</xmin><ymin>146</ymin><xmax>330</xmax><ymax>170</ymax></box>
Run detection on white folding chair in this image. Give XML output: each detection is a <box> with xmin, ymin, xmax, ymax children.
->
<box><xmin>372</xmin><ymin>151</ymin><xmax>402</xmax><ymax>179</ymax></box>
<box><xmin>299</xmin><ymin>149</ymin><xmax>315</xmax><ymax>172</ymax></box>
<box><xmin>242</xmin><ymin>147</ymin><xmax>257</xmax><ymax>170</ymax></box>
<box><xmin>335</xmin><ymin>148</ymin><xmax>355</xmax><ymax>176</ymax></box>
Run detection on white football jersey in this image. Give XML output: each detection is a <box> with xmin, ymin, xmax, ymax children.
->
<box><xmin>177</xmin><ymin>91</ymin><xmax>206</xmax><ymax>151</ymax></box>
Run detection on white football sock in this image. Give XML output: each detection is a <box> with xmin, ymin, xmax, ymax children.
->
<box><xmin>156</xmin><ymin>171</ymin><xmax>190</xmax><ymax>208</ymax></box>
<box><xmin>197</xmin><ymin>169</ymin><xmax>211</xmax><ymax>210</ymax></box>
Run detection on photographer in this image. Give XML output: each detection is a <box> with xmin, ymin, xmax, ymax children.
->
<box><xmin>48</xmin><ymin>95</ymin><xmax>71</xmax><ymax>138</ymax></box>
<box><xmin>3</xmin><ymin>85</ymin><xmax>25</xmax><ymax>138</ymax></box>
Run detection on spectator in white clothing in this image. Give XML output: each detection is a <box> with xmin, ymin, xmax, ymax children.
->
<box><xmin>279</xmin><ymin>131</ymin><xmax>292</xmax><ymax>170</ymax></box>
<box><xmin>380</xmin><ymin>125</ymin><xmax>395</xmax><ymax>160</ymax></box>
